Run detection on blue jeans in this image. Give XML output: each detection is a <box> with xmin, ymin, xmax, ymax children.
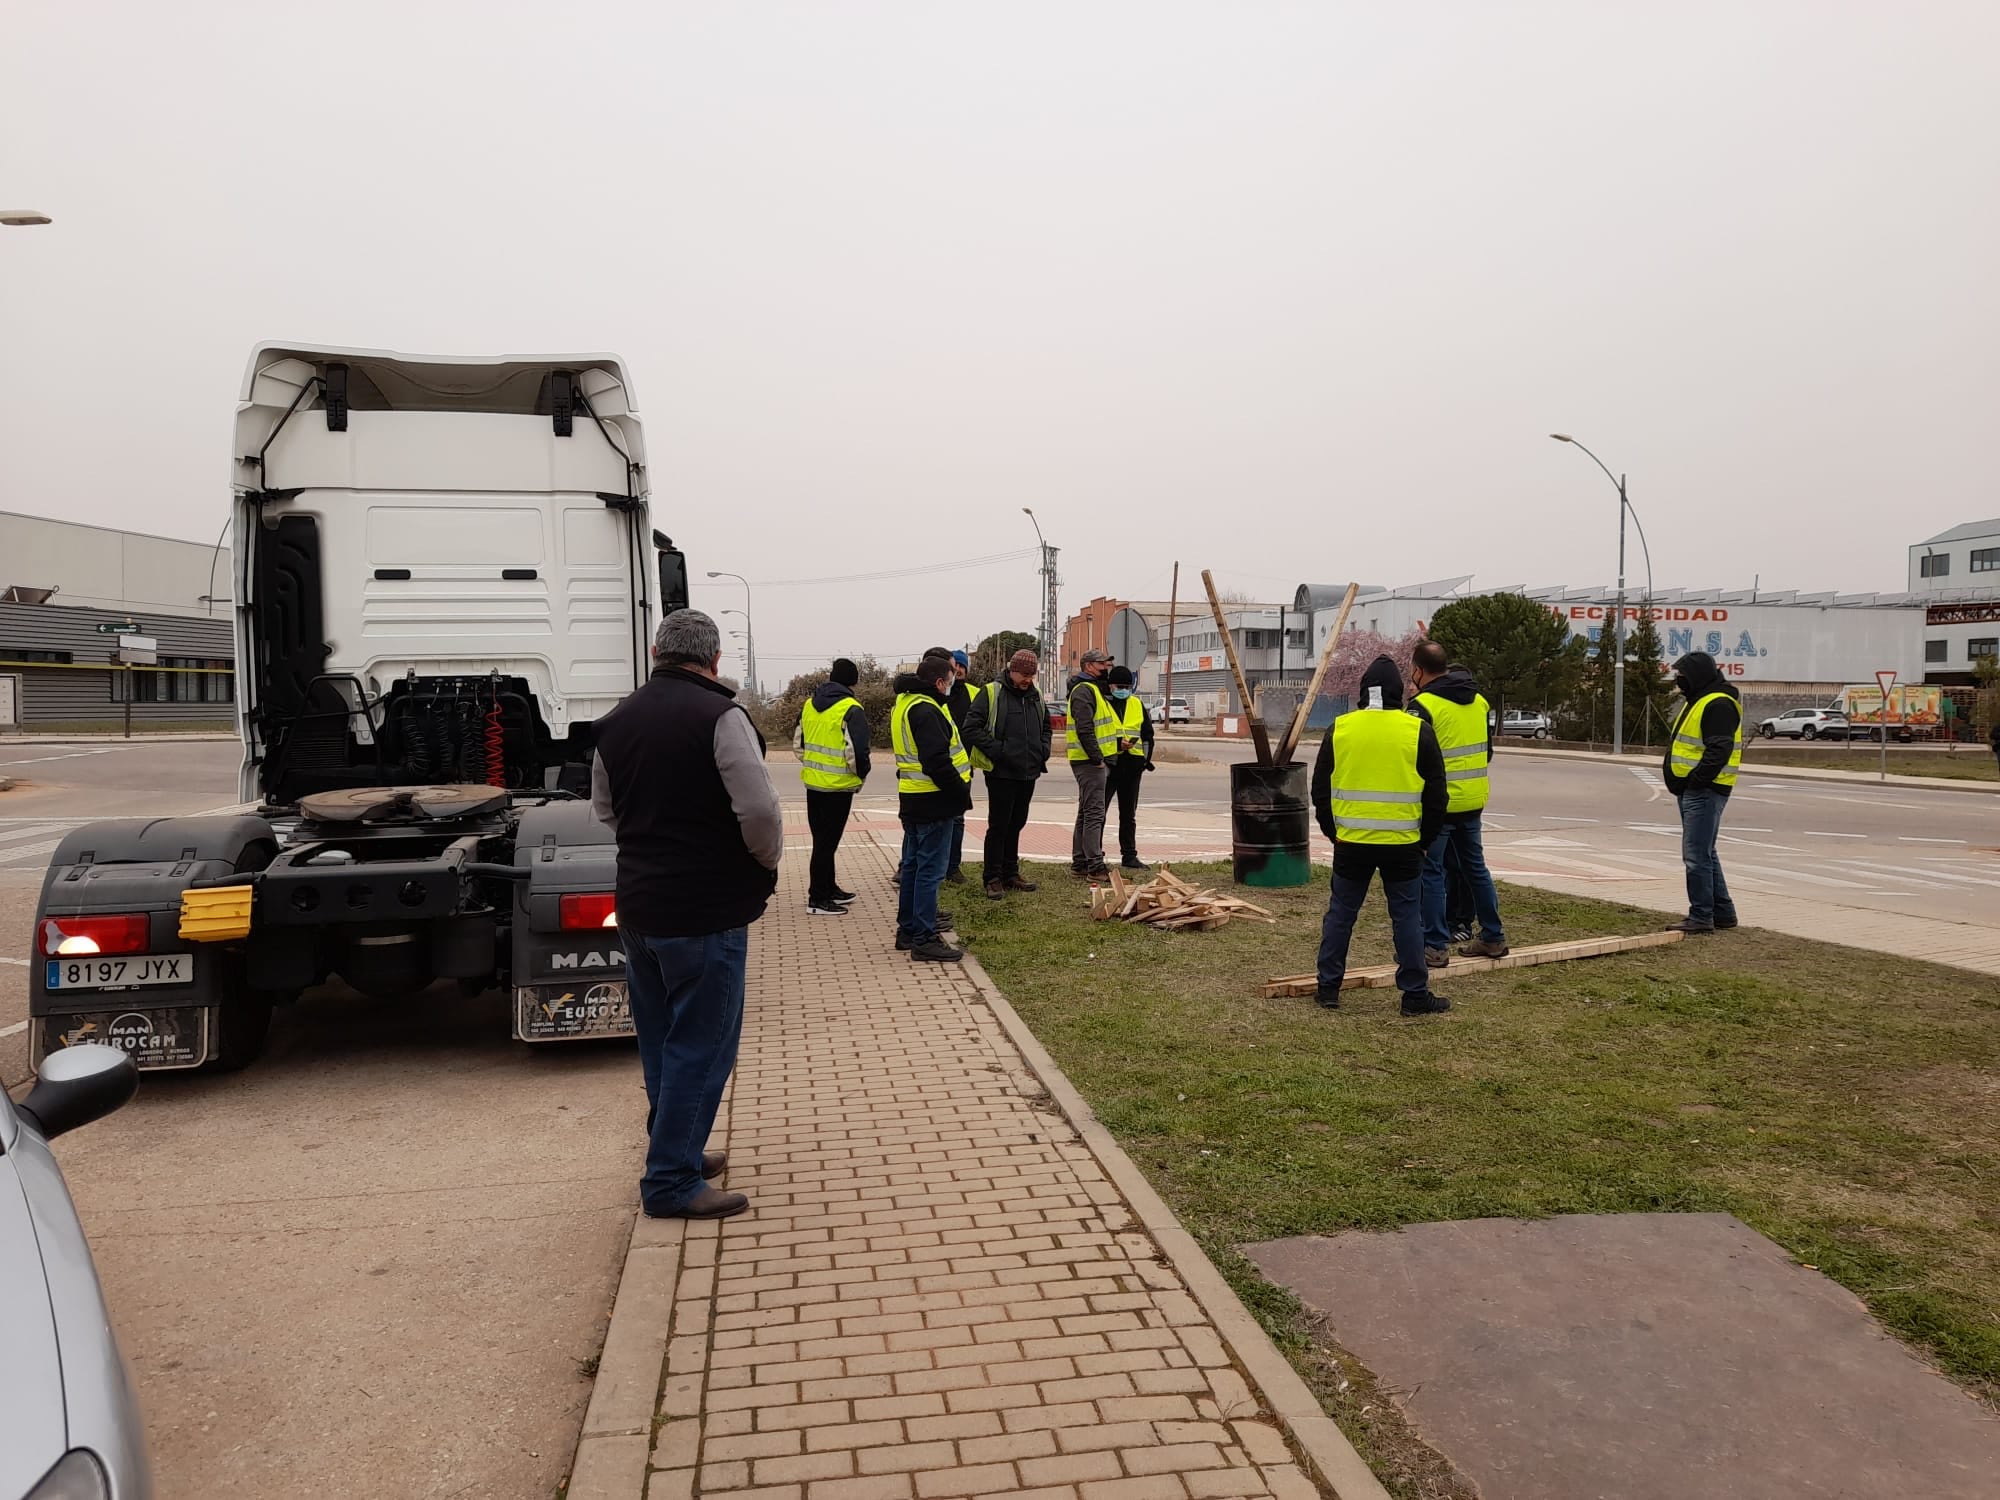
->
<box><xmin>1421</xmin><ymin>816</ymin><xmax>1505</xmax><ymax>950</ymax></box>
<box><xmin>949</xmin><ymin>815</ymin><xmax>965</xmax><ymax>876</ymax></box>
<box><xmin>622</xmin><ymin>926</ymin><xmax>748</xmax><ymax>1215</ymax></box>
<box><xmin>1317</xmin><ymin>867</ymin><xmax>1431</xmax><ymax>996</ymax></box>
<box><xmin>1677</xmin><ymin>785</ymin><xmax>1736</xmax><ymax>926</ymax></box>
<box><xmin>897</xmin><ymin>819</ymin><xmax>953</xmax><ymax>943</ymax></box>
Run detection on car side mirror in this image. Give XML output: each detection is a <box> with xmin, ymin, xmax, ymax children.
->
<box><xmin>16</xmin><ymin>1044</ymin><xmax>138</xmax><ymax>1140</ymax></box>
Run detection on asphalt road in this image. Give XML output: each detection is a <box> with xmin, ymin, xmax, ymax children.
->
<box><xmin>0</xmin><ymin>740</ymin><xmax>640</xmax><ymax>1500</ymax></box>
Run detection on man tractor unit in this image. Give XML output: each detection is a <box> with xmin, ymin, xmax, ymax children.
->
<box><xmin>28</xmin><ymin>344</ymin><xmax>687</xmax><ymax>1072</ymax></box>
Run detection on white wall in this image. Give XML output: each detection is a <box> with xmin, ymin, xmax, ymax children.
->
<box><xmin>1907</xmin><ymin>525</ymin><xmax>2000</xmax><ymax>593</ymax></box>
<box><xmin>0</xmin><ymin>511</ymin><xmax>230</xmax><ymax>618</ymax></box>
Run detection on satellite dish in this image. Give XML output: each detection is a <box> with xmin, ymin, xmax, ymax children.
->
<box><xmin>1106</xmin><ymin>607</ymin><xmax>1151</xmax><ymax>669</ymax></box>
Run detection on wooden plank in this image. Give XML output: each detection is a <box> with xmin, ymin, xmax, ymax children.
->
<box><xmin>1273</xmin><ymin>581</ymin><xmax>1359</xmax><ymax>768</ymax></box>
<box><xmin>1200</xmin><ymin>569</ymin><xmax>1273</xmax><ymax>766</ymax></box>
<box><xmin>1259</xmin><ymin>929</ymin><xmax>1684</xmax><ymax>997</ymax></box>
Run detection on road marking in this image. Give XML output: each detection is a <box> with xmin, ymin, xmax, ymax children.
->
<box><xmin>0</xmin><ymin>1020</ymin><xmax>25</xmax><ymax>1039</ymax></box>
<box><xmin>0</xmin><ymin>839</ymin><xmax>67</xmax><ymax>866</ymax></box>
<box><xmin>0</xmin><ymin>955</ymin><xmax>27</xmax><ymax>966</ymax></box>
<box><xmin>1626</xmin><ymin>824</ymin><xmax>1680</xmax><ymax>836</ymax></box>
<box><xmin>1720</xmin><ymin>834</ymin><xmax>1802</xmax><ymax>852</ymax></box>
<box><xmin>1545</xmin><ymin>816</ymin><xmax>1599</xmax><ymax>823</ymax></box>
<box><xmin>0</xmin><ymin>748</ymin><xmax>125</xmax><ymax>767</ymax></box>
<box><xmin>1802</xmin><ymin>831</ymin><xmax>1867</xmax><ymax>838</ymax></box>
<box><xmin>1899</xmin><ymin>836</ymin><xmax>1967</xmax><ymax>844</ymax></box>
<box><xmin>1829</xmin><ymin>862</ymin><xmax>2000</xmax><ymax>890</ymax></box>
<box><xmin>1727</xmin><ymin>861</ymin><xmax>1882</xmax><ymax>891</ymax></box>
<box><xmin>0</xmin><ymin>823</ymin><xmax>75</xmax><ymax>846</ymax></box>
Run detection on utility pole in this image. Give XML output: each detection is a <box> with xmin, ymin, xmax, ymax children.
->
<box><xmin>1022</xmin><ymin>509</ymin><xmax>1060</xmax><ymax>704</ymax></box>
<box><xmin>1164</xmin><ymin>563</ymin><xmax>1179</xmax><ymax>733</ymax></box>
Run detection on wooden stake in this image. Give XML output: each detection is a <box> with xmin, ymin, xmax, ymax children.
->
<box><xmin>1201</xmin><ymin>570</ymin><xmax>1272</xmax><ymax>766</ymax></box>
<box><xmin>1274</xmin><ymin>582</ymin><xmax>1359</xmax><ymax>768</ymax></box>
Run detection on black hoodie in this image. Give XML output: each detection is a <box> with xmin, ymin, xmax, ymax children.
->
<box><xmin>1408</xmin><ymin>665</ymin><xmax>1494</xmax><ymax>823</ymax></box>
<box><xmin>894</xmin><ymin>672</ymin><xmax>974</xmax><ymax>823</ymax></box>
<box><xmin>963</xmin><ymin>675</ymin><xmax>1052</xmax><ymax>780</ymax></box>
<box><xmin>1663</xmin><ymin>651</ymin><xmax>1741</xmax><ymax>795</ymax></box>
<box><xmin>805</xmin><ymin>680</ymin><xmax>872</xmax><ymax>784</ymax></box>
<box><xmin>1311</xmin><ymin>655</ymin><xmax>1448</xmax><ymax>880</ymax></box>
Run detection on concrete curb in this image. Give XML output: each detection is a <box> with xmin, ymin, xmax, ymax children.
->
<box><xmin>566</xmin><ymin>1214</ymin><xmax>685</xmax><ymax>1498</ymax></box>
<box><xmin>1505</xmin><ymin>744</ymin><xmax>1999</xmax><ymax>793</ymax></box>
<box><xmin>0</xmin><ymin>732</ymin><xmax>237</xmax><ymax>742</ymax></box>
<box><xmin>959</xmin><ymin>950</ymin><xmax>1393</xmax><ymax>1500</ymax></box>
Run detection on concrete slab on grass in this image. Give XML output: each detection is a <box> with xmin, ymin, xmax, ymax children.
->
<box><xmin>1246</xmin><ymin>1212</ymin><xmax>2000</xmax><ymax>1500</ymax></box>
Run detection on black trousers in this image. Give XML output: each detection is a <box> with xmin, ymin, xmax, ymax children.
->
<box><xmin>1108</xmin><ymin>757</ymin><xmax>1146</xmax><ymax>862</ymax></box>
<box><xmin>982</xmin><ymin>775</ymin><xmax>1037</xmax><ymax>882</ymax></box>
<box><xmin>805</xmin><ymin>789</ymin><xmax>853</xmax><ymax>901</ymax></box>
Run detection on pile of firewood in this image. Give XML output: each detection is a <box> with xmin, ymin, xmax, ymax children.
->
<box><xmin>1087</xmin><ymin>866</ymin><xmax>1277</xmax><ymax>931</ymax></box>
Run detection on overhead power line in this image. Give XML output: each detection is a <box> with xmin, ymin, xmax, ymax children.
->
<box><xmin>690</xmin><ymin>548</ymin><xmax>1038</xmax><ymax>589</ymax></box>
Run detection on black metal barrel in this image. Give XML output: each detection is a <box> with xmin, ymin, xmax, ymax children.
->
<box><xmin>1230</xmin><ymin>761</ymin><xmax>1311</xmax><ymax>887</ymax></box>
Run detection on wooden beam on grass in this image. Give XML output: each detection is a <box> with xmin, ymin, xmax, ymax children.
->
<box><xmin>1259</xmin><ymin>928</ymin><xmax>1687</xmax><ymax>997</ymax></box>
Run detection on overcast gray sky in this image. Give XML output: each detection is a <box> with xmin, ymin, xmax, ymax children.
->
<box><xmin>4</xmin><ymin>2</ymin><xmax>1995</xmax><ymax>680</ymax></box>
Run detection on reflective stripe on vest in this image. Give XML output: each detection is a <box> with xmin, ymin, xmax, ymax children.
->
<box><xmin>798</xmin><ymin>696</ymin><xmax>863</xmax><ymax>791</ymax></box>
<box><xmin>1111</xmin><ymin>693</ymin><xmax>1147</xmax><ymax>758</ymax></box>
<box><xmin>1413</xmin><ymin>690</ymin><xmax>1491</xmax><ymax>814</ymax></box>
<box><xmin>968</xmin><ymin>680</ymin><xmax>998</xmax><ymax>772</ymax></box>
<box><xmin>892</xmin><ymin>692</ymin><xmax>972</xmax><ymax>795</ymax></box>
<box><xmin>1668</xmin><ymin>690</ymin><xmax>1743</xmax><ymax>788</ymax></box>
<box><xmin>1065</xmin><ymin>680</ymin><xmax>1121</xmax><ymax>762</ymax></box>
<box><xmin>1329</xmin><ymin>710</ymin><xmax>1425</xmax><ymax>844</ymax></box>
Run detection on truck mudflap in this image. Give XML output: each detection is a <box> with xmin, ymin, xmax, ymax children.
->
<box><xmin>514</xmin><ymin>980</ymin><xmax>631</xmax><ymax>1041</ymax></box>
<box><xmin>38</xmin><ymin>1005</ymin><xmax>216</xmax><ymax>1072</ymax></box>
<box><xmin>509</xmin><ymin>800</ymin><xmax>634</xmax><ymax>1043</ymax></box>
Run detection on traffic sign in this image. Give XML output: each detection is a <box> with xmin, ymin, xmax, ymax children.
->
<box><xmin>1873</xmin><ymin>670</ymin><xmax>1897</xmax><ymax>781</ymax></box>
<box><xmin>1106</xmin><ymin>607</ymin><xmax>1151</xmax><ymax>670</ymax></box>
<box><xmin>1875</xmin><ymin>669</ymin><xmax>1896</xmax><ymax>697</ymax></box>
<box><xmin>94</xmin><ymin>621</ymin><xmax>140</xmax><ymax>634</ymax></box>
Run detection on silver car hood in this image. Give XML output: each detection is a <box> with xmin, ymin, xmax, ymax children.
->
<box><xmin>0</xmin><ymin>1157</ymin><xmax>67</xmax><ymax>1497</ymax></box>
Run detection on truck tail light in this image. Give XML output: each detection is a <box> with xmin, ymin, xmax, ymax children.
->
<box><xmin>39</xmin><ymin>913</ymin><xmax>150</xmax><ymax>957</ymax></box>
<box><xmin>560</xmin><ymin>894</ymin><xmax>618</xmax><ymax>930</ymax></box>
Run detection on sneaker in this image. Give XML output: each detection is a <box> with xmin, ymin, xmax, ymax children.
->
<box><xmin>1314</xmin><ymin>987</ymin><xmax>1341</xmax><ymax>1010</ymax></box>
<box><xmin>1450</xmin><ymin>924</ymin><xmax>1473</xmax><ymax>944</ymax></box>
<box><xmin>936</xmin><ymin>908</ymin><xmax>955</xmax><ymax>929</ymax></box>
<box><xmin>1121</xmin><ymin>856</ymin><xmax>1149</xmax><ymax>870</ymax></box>
<box><xmin>1458</xmin><ymin>937</ymin><xmax>1509</xmax><ymax>959</ymax></box>
<box><xmin>1006</xmin><ymin>875</ymin><xmax>1039</xmax><ymax>892</ymax></box>
<box><xmin>830</xmin><ymin>886</ymin><xmax>857</xmax><ymax>904</ymax></box>
<box><xmin>644</xmin><ymin>1184</ymin><xmax>750</xmax><ymax>1220</ymax></box>
<box><xmin>945</xmin><ymin>869</ymin><xmax>967</xmax><ymax>886</ymax></box>
<box><xmin>985</xmin><ymin>879</ymin><xmax>1008</xmax><ymax>901</ymax></box>
<box><xmin>1665</xmin><ymin>918</ymin><xmax>1715</xmax><ymax>935</ymax></box>
<box><xmin>1400</xmin><ymin>991</ymin><xmax>1453</xmax><ymax>1016</ymax></box>
<box><xmin>807</xmin><ymin>898</ymin><xmax>848</xmax><ymax>916</ymax></box>
<box><xmin>894</xmin><ymin>932</ymin><xmax>914</xmax><ymax>951</ymax></box>
<box><xmin>1424</xmin><ymin>947</ymin><xmax>1450</xmax><ymax>969</ymax></box>
<box><xmin>910</xmin><ymin>938</ymin><xmax>965</xmax><ymax>963</ymax></box>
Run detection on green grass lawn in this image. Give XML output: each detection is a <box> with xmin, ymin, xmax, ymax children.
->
<box><xmin>960</xmin><ymin>862</ymin><xmax>2000</xmax><ymax>1477</ymax></box>
<box><xmin>1744</xmin><ymin>745</ymin><xmax>1998</xmax><ymax>781</ymax></box>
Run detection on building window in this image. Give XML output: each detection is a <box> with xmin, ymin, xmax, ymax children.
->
<box><xmin>114</xmin><ymin>658</ymin><xmax>235</xmax><ymax>704</ymax></box>
<box><xmin>1970</xmin><ymin>638</ymin><xmax>1999</xmax><ymax>661</ymax></box>
<box><xmin>1972</xmin><ymin>548</ymin><xmax>1999</xmax><ymax>573</ymax></box>
<box><xmin>1924</xmin><ymin>639</ymin><xmax>1948</xmax><ymax>663</ymax></box>
<box><xmin>4</xmin><ymin>648</ymin><xmax>73</xmax><ymax>664</ymax></box>
<box><xmin>1919</xmin><ymin>553</ymin><xmax>1951</xmax><ymax>578</ymax></box>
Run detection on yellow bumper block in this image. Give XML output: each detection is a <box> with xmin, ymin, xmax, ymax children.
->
<box><xmin>179</xmin><ymin>884</ymin><xmax>254</xmax><ymax>943</ymax></box>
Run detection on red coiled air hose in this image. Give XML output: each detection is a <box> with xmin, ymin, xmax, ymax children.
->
<box><xmin>484</xmin><ymin>698</ymin><xmax>506</xmax><ymax>787</ymax></box>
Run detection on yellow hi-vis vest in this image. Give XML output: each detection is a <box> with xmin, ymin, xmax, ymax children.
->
<box><xmin>892</xmin><ymin>692</ymin><xmax>971</xmax><ymax>795</ymax></box>
<box><xmin>965</xmin><ymin>681</ymin><xmax>999</xmax><ymax>772</ymax></box>
<box><xmin>1111</xmin><ymin>693</ymin><xmax>1148</xmax><ymax>759</ymax></box>
<box><xmin>1413</xmin><ymin>691</ymin><xmax>1490</xmax><ymax>814</ymax></box>
<box><xmin>1329</xmin><ymin>709</ymin><xmax>1425</xmax><ymax>844</ymax></box>
<box><xmin>1065</xmin><ymin>680</ymin><xmax>1120</xmax><ymax>763</ymax></box>
<box><xmin>797</xmin><ymin>696</ymin><xmax>863</xmax><ymax>792</ymax></box>
<box><xmin>1668</xmin><ymin>690</ymin><xmax>1742</xmax><ymax>789</ymax></box>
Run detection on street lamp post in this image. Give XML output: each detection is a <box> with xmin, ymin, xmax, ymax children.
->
<box><xmin>1551</xmin><ymin>434</ymin><xmax>1650</xmax><ymax>757</ymax></box>
<box><xmin>706</xmin><ymin>571</ymin><xmax>757</xmax><ymax>699</ymax></box>
<box><xmin>1021</xmin><ymin>508</ymin><xmax>1060</xmax><ymax>703</ymax></box>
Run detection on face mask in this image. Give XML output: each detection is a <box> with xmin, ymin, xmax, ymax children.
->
<box><xmin>1112</xmin><ymin>688</ymin><xmax>1132</xmax><ymax>699</ymax></box>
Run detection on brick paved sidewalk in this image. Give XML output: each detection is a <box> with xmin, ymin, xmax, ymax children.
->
<box><xmin>570</xmin><ymin>833</ymin><xmax>1372</xmax><ymax>1500</ymax></box>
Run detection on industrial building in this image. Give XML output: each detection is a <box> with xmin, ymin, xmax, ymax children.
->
<box><xmin>1908</xmin><ymin>518</ymin><xmax>2000</xmax><ymax>681</ymax></box>
<box><xmin>0</xmin><ymin>511</ymin><xmax>234</xmax><ymax>729</ymax></box>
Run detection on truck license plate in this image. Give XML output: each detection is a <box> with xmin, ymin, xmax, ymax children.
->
<box><xmin>516</xmin><ymin>981</ymin><xmax>632</xmax><ymax>1041</ymax></box>
<box><xmin>46</xmin><ymin>954</ymin><xmax>192</xmax><ymax>991</ymax></box>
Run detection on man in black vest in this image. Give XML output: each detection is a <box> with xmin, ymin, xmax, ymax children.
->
<box><xmin>592</xmin><ymin>609</ymin><xmax>783</xmax><ymax>1220</ymax></box>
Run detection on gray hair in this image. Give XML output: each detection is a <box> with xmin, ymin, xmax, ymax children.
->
<box><xmin>655</xmin><ymin>608</ymin><xmax>720</xmax><ymax>667</ymax></box>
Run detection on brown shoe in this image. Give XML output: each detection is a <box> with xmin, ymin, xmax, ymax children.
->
<box><xmin>1007</xmin><ymin>875</ymin><xmax>1039</xmax><ymax>892</ymax></box>
<box><xmin>1458</xmin><ymin>937</ymin><xmax>1510</xmax><ymax>959</ymax></box>
<box><xmin>702</xmin><ymin>1150</ymin><xmax>727</xmax><ymax>1180</ymax></box>
<box><xmin>985</xmin><ymin>879</ymin><xmax>1008</xmax><ymax>900</ymax></box>
<box><xmin>647</xmin><ymin>1184</ymin><xmax>750</xmax><ymax>1220</ymax></box>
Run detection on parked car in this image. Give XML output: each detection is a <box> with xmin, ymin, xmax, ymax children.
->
<box><xmin>1150</xmin><ymin>697</ymin><xmax>1192</xmax><ymax>725</ymax></box>
<box><xmin>1757</xmin><ymin>708</ymin><xmax>1849</xmax><ymax>740</ymax></box>
<box><xmin>1497</xmin><ymin>709</ymin><xmax>1552</xmax><ymax>739</ymax></box>
<box><xmin>2</xmin><ymin>1044</ymin><xmax>151</xmax><ymax>1500</ymax></box>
